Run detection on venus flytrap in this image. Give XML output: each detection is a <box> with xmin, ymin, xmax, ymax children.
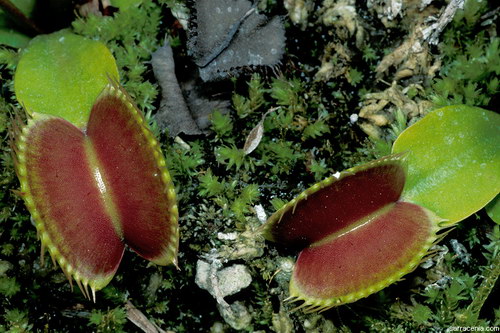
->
<box><xmin>392</xmin><ymin>105</ymin><xmax>499</xmax><ymax>224</ymax></box>
<box><xmin>261</xmin><ymin>104</ymin><xmax>499</xmax><ymax>312</ymax></box>
<box><xmin>11</xmin><ymin>32</ymin><xmax>179</xmax><ymax>299</ymax></box>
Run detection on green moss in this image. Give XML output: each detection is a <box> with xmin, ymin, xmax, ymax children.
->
<box><xmin>232</xmin><ymin>73</ymin><xmax>266</xmax><ymax>119</ymax></box>
<box><xmin>428</xmin><ymin>0</ymin><xmax>499</xmax><ymax>108</ymax></box>
<box><xmin>2</xmin><ymin>309</ymin><xmax>32</xmax><ymax>332</ymax></box>
<box><xmin>88</xmin><ymin>307</ymin><xmax>127</xmax><ymax>333</ymax></box>
<box><xmin>210</xmin><ymin>111</ymin><xmax>234</xmax><ymax>138</ymax></box>
<box><xmin>198</xmin><ymin>169</ymin><xmax>225</xmax><ymax>198</ymax></box>
<box><xmin>72</xmin><ymin>2</ymin><xmax>163</xmax><ymax>113</ymax></box>
<box><xmin>302</xmin><ymin>111</ymin><xmax>330</xmax><ymax>140</ymax></box>
<box><xmin>0</xmin><ymin>0</ymin><xmax>498</xmax><ymax>331</ymax></box>
<box><xmin>0</xmin><ymin>48</ymin><xmax>18</xmax><ymax>71</ymax></box>
<box><xmin>347</xmin><ymin>68</ymin><xmax>363</xmax><ymax>87</ymax></box>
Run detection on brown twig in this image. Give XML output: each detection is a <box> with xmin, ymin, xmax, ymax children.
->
<box><xmin>0</xmin><ymin>0</ymin><xmax>44</xmax><ymax>35</ymax></box>
<box><xmin>125</xmin><ymin>301</ymin><xmax>171</xmax><ymax>333</ymax></box>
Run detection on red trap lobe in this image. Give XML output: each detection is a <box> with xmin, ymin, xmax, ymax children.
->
<box><xmin>14</xmin><ymin>84</ymin><xmax>179</xmax><ymax>295</ymax></box>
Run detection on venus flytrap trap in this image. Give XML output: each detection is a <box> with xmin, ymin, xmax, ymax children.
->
<box><xmin>10</xmin><ymin>31</ymin><xmax>179</xmax><ymax>299</ymax></box>
<box><xmin>261</xmin><ymin>104</ymin><xmax>499</xmax><ymax>312</ymax></box>
<box><xmin>262</xmin><ymin>153</ymin><xmax>445</xmax><ymax>312</ymax></box>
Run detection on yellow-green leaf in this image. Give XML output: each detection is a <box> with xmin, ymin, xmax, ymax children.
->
<box><xmin>486</xmin><ymin>195</ymin><xmax>500</xmax><ymax>224</ymax></box>
<box><xmin>14</xmin><ymin>31</ymin><xmax>119</xmax><ymax>128</ymax></box>
<box><xmin>393</xmin><ymin>105</ymin><xmax>500</xmax><ymax>225</ymax></box>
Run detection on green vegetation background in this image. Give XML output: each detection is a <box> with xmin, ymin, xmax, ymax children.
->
<box><xmin>0</xmin><ymin>0</ymin><xmax>498</xmax><ymax>332</ymax></box>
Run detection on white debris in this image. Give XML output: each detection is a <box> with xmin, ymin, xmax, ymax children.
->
<box><xmin>421</xmin><ymin>0</ymin><xmax>465</xmax><ymax>44</ymax></box>
<box><xmin>217</xmin><ymin>265</ymin><xmax>252</xmax><ymax>297</ymax></box>
<box><xmin>217</xmin><ymin>301</ymin><xmax>252</xmax><ymax>330</ymax></box>
<box><xmin>195</xmin><ymin>260</ymin><xmax>252</xmax><ymax>300</ymax></box>
<box><xmin>254</xmin><ymin>204</ymin><xmax>267</xmax><ymax>224</ymax></box>
<box><xmin>386</xmin><ymin>0</ymin><xmax>403</xmax><ymax>20</ymax></box>
<box><xmin>217</xmin><ymin>232</ymin><xmax>238</xmax><ymax>241</ymax></box>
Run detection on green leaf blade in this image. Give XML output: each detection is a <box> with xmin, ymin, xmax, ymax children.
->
<box><xmin>14</xmin><ymin>31</ymin><xmax>119</xmax><ymax>128</ymax></box>
<box><xmin>392</xmin><ymin>105</ymin><xmax>500</xmax><ymax>225</ymax></box>
<box><xmin>486</xmin><ymin>195</ymin><xmax>500</xmax><ymax>224</ymax></box>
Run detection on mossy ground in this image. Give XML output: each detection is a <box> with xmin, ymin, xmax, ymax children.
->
<box><xmin>0</xmin><ymin>0</ymin><xmax>499</xmax><ymax>332</ymax></box>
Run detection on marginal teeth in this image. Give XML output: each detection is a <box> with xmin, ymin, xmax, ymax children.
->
<box><xmin>75</xmin><ymin>279</ymin><xmax>85</xmax><ymax>298</ymax></box>
<box><xmin>170</xmin><ymin>204</ymin><xmax>178</xmax><ymax>218</ymax></box>
<box><xmin>25</xmin><ymin>196</ymin><xmax>34</xmax><ymax>209</ymax></box>
<box><xmin>162</xmin><ymin>171</ymin><xmax>171</xmax><ymax>183</ymax></box>
<box><xmin>19</xmin><ymin>130</ymin><xmax>28</xmax><ymax>141</ymax></box>
<box><xmin>16</xmin><ymin>142</ymin><xmax>26</xmax><ymax>154</ymax></box>
<box><xmin>58</xmin><ymin>256</ymin><xmax>67</xmax><ymax>268</ymax></box>
<box><xmin>83</xmin><ymin>282</ymin><xmax>90</xmax><ymax>300</ymax></box>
